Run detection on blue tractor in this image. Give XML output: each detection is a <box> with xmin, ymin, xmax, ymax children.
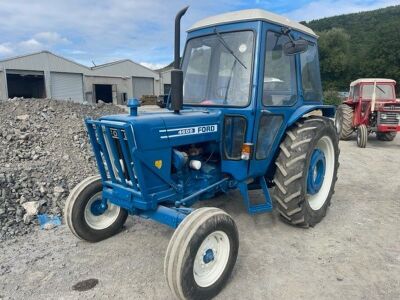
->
<box><xmin>65</xmin><ymin>8</ymin><xmax>339</xmax><ymax>299</ymax></box>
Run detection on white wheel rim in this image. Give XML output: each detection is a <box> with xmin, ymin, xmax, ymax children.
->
<box><xmin>193</xmin><ymin>230</ymin><xmax>230</xmax><ymax>288</ymax></box>
<box><xmin>307</xmin><ymin>136</ymin><xmax>335</xmax><ymax>210</ymax></box>
<box><xmin>84</xmin><ymin>192</ymin><xmax>121</xmax><ymax>230</ymax></box>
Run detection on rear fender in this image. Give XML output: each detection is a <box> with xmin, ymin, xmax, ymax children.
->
<box><xmin>264</xmin><ymin>105</ymin><xmax>335</xmax><ymax>180</ymax></box>
<box><xmin>287</xmin><ymin>105</ymin><xmax>335</xmax><ymax>127</ymax></box>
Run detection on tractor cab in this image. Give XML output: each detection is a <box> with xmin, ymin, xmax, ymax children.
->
<box><xmin>177</xmin><ymin>9</ymin><xmax>333</xmax><ymax>180</ymax></box>
<box><xmin>346</xmin><ymin>78</ymin><xmax>399</xmax><ymax>107</ymax></box>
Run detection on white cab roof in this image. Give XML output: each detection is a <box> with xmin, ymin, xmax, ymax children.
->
<box><xmin>350</xmin><ymin>78</ymin><xmax>396</xmax><ymax>86</ymax></box>
<box><xmin>188</xmin><ymin>9</ymin><xmax>317</xmax><ymax>38</ymax></box>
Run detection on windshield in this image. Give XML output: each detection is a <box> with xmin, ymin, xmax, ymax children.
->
<box><xmin>362</xmin><ymin>84</ymin><xmax>395</xmax><ymax>100</ymax></box>
<box><xmin>182</xmin><ymin>31</ymin><xmax>254</xmax><ymax>107</ymax></box>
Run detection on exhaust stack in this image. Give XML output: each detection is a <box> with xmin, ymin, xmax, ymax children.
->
<box><xmin>171</xmin><ymin>6</ymin><xmax>189</xmax><ymax>113</ymax></box>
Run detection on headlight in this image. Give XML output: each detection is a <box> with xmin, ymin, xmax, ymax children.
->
<box><xmin>396</xmin><ymin>114</ymin><xmax>400</xmax><ymax>120</ymax></box>
<box><xmin>381</xmin><ymin>113</ymin><xmax>387</xmax><ymax>120</ymax></box>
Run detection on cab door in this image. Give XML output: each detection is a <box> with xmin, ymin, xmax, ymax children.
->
<box><xmin>249</xmin><ymin>25</ymin><xmax>301</xmax><ymax>177</ymax></box>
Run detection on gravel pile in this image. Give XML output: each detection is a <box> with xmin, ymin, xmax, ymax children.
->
<box><xmin>0</xmin><ymin>98</ymin><xmax>125</xmax><ymax>241</ymax></box>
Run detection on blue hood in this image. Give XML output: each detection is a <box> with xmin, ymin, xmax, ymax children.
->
<box><xmin>100</xmin><ymin>109</ymin><xmax>222</xmax><ymax>150</ymax></box>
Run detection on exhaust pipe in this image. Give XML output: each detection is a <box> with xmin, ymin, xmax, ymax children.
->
<box><xmin>171</xmin><ymin>6</ymin><xmax>189</xmax><ymax>113</ymax></box>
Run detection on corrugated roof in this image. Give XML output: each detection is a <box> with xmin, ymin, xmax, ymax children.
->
<box><xmin>0</xmin><ymin>50</ymin><xmax>159</xmax><ymax>79</ymax></box>
<box><xmin>0</xmin><ymin>50</ymin><xmax>90</xmax><ymax>70</ymax></box>
<box><xmin>91</xmin><ymin>59</ymin><xmax>157</xmax><ymax>74</ymax></box>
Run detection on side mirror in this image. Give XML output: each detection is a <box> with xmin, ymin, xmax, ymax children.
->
<box><xmin>283</xmin><ymin>39</ymin><xmax>308</xmax><ymax>55</ymax></box>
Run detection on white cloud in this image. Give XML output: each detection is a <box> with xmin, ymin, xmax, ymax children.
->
<box><xmin>0</xmin><ymin>0</ymin><xmax>241</xmax><ymax>63</ymax></box>
<box><xmin>0</xmin><ymin>32</ymin><xmax>71</xmax><ymax>58</ymax></box>
<box><xmin>140</xmin><ymin>62</ymin><xmax>168</xmax><ymax>70</ymax></box>
<box><xmin>68</xmin><ymin>50</ymin><xmax>87</xmax><ymax>55</ymax></box>
<box><xmin>34</xmin><ymin>32</ymin><xmax>70</xmax><ymax>44</ymax></box>
<box><xmin>0</xmin><ymin>43</ymin><xmax>13</xmax><ymax>56</ymax></box>
<box><xmin>18</xmin><ymin>38</ymin><xmax>44</xmax><ymax>52</ymax></box>
<box><xmin>285</xmin><ymin>0</ymin><xmax>399</xmax><ymax>21</ymax></box>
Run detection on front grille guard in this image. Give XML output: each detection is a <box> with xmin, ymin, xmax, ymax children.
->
<box><xmin>84</xmin><ymin>118</ymin><xmax>194</xmax><ymax>220</ymax></box>
<box><xmin>85</xmin><ymin>119</ymin><xmax>140</xmax><ymax>191</ymax></box>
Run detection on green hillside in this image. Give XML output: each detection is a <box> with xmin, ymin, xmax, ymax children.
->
<box><xmin>304</xmin><ymin>5</ymin><xmax>400</xmax><ymax>98</ymax></box>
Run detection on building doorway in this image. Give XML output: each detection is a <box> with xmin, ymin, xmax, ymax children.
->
<box><xmin>7</xmin><ymin>71</ymin><xmax>46</xmax><ymax>98</ymax></box>
<box><xmin>94</xmin><ymin>84</ymin><xmax>113</xmax><ymax>103</ymax></box>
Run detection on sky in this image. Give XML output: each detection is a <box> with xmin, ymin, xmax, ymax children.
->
<box><xmin>0</xmin><ymin>0</ymin><xmax>398</xmax><ymax>69</ymax></box>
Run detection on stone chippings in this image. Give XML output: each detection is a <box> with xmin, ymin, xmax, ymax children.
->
<box><xmin>0</xmin><ymin>98</ymin><xmax>125</xmax><ymax>241</ymax></box>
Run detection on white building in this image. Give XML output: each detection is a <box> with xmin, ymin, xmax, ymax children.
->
<box><xmin>0</xmin><ymin>51</ymin><xmax>160</xmax><ymax>104</ymax></box>
<box><xmin>156</xmin><ymin>62</ymin><xmax>174</xmax><ymax>95</ymax></box>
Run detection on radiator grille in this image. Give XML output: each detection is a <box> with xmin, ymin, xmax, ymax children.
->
<box><xmin>379</xmin><ymin>112</ymin><xmax>400</xmax><ymax>125</ymax></box>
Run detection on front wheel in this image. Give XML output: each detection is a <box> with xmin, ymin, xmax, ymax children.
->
<box><xmin>64</xmin><ymin>175</ymin><xmax>128</xmax><ymax>242</ymax></box>
<box><xmin>272</xmin><ymin>116</ymin><xmax>339</xmax><ymax>227</ymax></box>
<box><xmin>164</xmin><ymin>207</ymin><xmax>239</xmax><ymax>300</ymax></box>
<box><xmin>356</xmin><ymin>125</ymin><xmax>368</xmax><ymax>148</ymax></box>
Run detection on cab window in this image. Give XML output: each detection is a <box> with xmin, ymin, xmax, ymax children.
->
<box><xmin>300</xmin><ymin>42</ymin><xmax>323</xmax><ymax>101</ymax></box>
<box><xmin>361</xmin><ymin>84</ymin><xmax>395</xmax><ymax>100</ymax></box>
<box><xmin>353</xmin><ymin>85</ymin><xmax>360</xmax><ymax>100</ymax></box>
<box><xmin>182</xmin><ymin>31</ymin><xmax>254</xmax><ymax>107</ymax></box>
<box><xmin>349</xmin><ymin>86</ymin><xmax>354</xmax><ymax>99</ymax></box>
<box><xmin>263</xmin><ymin>31</ymin><xmax>297</xmax><ymax>106</ymax></box>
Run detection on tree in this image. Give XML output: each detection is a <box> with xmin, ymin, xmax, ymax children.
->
<box><xmin>317</xmin><ymin>28</ymin><xmax>350</xmax><ymax>91</ymax></box>
<box><xmin>306</xmin><ymin>5</ymin><xmax>400</xmax><ymax>96</ymax></box>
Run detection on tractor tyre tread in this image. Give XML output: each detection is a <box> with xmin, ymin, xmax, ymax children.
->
<box><xmin>337</xmin><ymin>104</ymin><xmax>354</xmax><ymax>140</ymax></box>
<box><xmin>272</xmin><ymin>116</ymin><xmax>339</xmax><ymax>227</ymax></box>
<box><xmin>357</xmin><ymin>125</ymin><xmax>368</xmax><ymax>148</ymax></box>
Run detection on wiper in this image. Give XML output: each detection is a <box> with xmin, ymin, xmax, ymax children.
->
<box><xmin>224</xmin><ymin>60</ymin><xmax>237</xmax><ymax>104</ymax></box>
<box><xmin>376</xmin><ymin>85</ymin><xmax>386</xmax><ymax>94</ymax></box>
<box><xmin>214</xmin><ymin>28</ymin><xmax>247</xmax><ymax>69</ymax></box>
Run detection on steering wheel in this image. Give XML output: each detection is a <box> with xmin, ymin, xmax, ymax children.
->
<box><xmin>199</xmin><ymin>87</ymin><xmax>228</xmax><ymax>105</ymax></box>
<box><xmin>200</xmin><ymin>99</ymin><xmax>217</xmax><ymax>105</ymax></box>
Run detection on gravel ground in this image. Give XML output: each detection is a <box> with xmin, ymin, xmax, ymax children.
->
<box><xmin>0</xmin><ymin>99</ymin><xmax>124</xmax><ymax>240</ymax></box>
<box><xmin>1</xmin><ymin>121</ymin><xmax>399</xmax><ymax>299</ymax></box>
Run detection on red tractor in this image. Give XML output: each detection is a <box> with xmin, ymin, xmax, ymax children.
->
<box><xmin>335</xmin><ymin>78</ymin><xmax>400</xmax><ymax>147</ymax></box>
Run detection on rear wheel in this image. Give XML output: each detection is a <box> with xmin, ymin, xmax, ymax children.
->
<box><xmin>356</xmin><ymin>125</ymin><xmax>368</xmax><ymax>148</ymax></box>
<box><xmin>272</xmin><ymin>116</ymin><xmax>339</xmax><ymax>227</ymax></box>
<box><xmin>376</xmin><ymin>131</ymin><xmax>397</xmax><ymax>141</ymax></box>
<box><xmin>335</xmin><ymin>104</ymin><xmax>354</xmax><ymax>140</ymax></box>
<box><xmin>164</xmin><ymin>207</ymin><xmax>239</xmax><ymax>300</ymax></box>
<box><xmin>64</xmin><ymin>175</ymin><xmax>128</xmax><ymax>242</ymax></box>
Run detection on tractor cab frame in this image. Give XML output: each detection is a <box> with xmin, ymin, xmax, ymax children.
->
<box><xmin>181</xmin><ymin>15</ymin><xmax>333</xmax><ymax>180</ymax></box>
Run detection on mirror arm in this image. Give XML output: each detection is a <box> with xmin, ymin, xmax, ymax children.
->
<box><xmin>281</xmin><ymin>27</ymin><xmax>295</xmax><ymax>45</ymax></box>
